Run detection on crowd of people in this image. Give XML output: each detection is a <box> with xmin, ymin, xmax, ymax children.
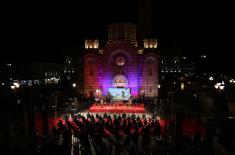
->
<box><xmin>36</xmin><ymin>113</ymin><xmax>162</xmax><ymax>155</ymax></box>
<box><xmin>35</xmin><ymin>112</ymin><xmax>233</xmax><ymax>155</ymax></box>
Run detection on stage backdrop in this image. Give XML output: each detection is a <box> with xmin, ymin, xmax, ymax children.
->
<box><xmin>108</xmin><ymin>88</ymin><xmax>131</xmax><ymax>100</ymax></box>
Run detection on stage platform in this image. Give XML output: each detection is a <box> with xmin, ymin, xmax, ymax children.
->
<box><xmin>88</xmin><ymin>102</ymin><xmax>145</xmax><ymax>113</ymax></box>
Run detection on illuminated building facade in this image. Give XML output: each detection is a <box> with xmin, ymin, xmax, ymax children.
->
<box><xmin>84</xmin><ymin>23</ymin><xmax>159</xmax><ymax>98</ymax></box>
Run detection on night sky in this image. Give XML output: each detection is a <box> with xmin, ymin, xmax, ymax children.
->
<box><xmin>1</xmin><ymin>1</ymin><xmax>234</xmax><ymax>73</ymax></box>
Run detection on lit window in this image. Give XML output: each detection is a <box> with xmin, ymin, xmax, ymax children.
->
<box><xmin>138</xmin><ymin>49</ymin><xmax>143</xmax><ymax>54</ymax></box>
<box><xmin>99</xmin><ymin>50</ymin><xmax>103</xmax><ymax>54</ymax></box>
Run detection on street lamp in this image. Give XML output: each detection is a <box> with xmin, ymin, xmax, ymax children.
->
<box><xmin>181</xmin><ymin>83</ymin><xmax>185</xmax><ymax>90</ymax></box>
<box><xmin>72</xmin><ymin>83</ymin><xmax>76</xmax><ymax>88</ymax></box>
<box><xmin>13</xmin><ymin>82</ymin><xmax>20</xmax><ymax>88</ymax></box>
<box><xmin>229</xmin><ymin>79</ymin><xmax>235</xmax><ymax>84</ymax></box>
<box><xmin>214</xmin><ymin>82</ymin><xmax>226</xmax><ymax>120</ymax></box>
<box><xmin>214</xmin><ymin>83</ymin><xmax>224</xmax><ymax>91</ymax></box>
<box><xmin>209</xmin><ymin>76</ymin><xmax>214</xmax><ymax>81</ymax></box>
<box><xmin>10</xmin><ymin>85</ymin><xmax>16</xmax><ymax>90</ymax></box>
<box><xmin>10</xmin><ymin>81</ymin><xmax>20</xmax><ymax>91</ymax></box>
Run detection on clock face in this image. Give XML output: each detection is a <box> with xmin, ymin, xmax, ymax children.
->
<box><xmin>115</xmin><ymin>56</ymin><xmax>125</xmax><ymax>66</ymax></box>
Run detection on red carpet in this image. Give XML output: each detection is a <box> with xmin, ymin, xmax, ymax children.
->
<box><xmin>88</xmin><ymin>102</ymin><xmax>145</xmax><ymax>113</ymax></box>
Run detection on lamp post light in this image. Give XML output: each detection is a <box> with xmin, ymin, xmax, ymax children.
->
<box><xmin>10</xmin><ymin>85</ymin><xmax>16</xmax><ymax>90</ymax></box>
<box><xmin>209</xmin><ymin>76</ymin><xmax>214</xmax><ymax>81</ymax></box>
<box><xmin>214</xmin><ymin>82</ymin><xmax>225</xmax><ymax>121</ymax></box>
<box><xmin>72</xmin><ymin>83</ymin><xmax>76</xmax><ymax>88</ymax></box>
<box><xmin>229</xmin><ymin>78</ymin><xmax>235</xmax><ymax>84</ymax></box>
<box><xmin>158</xmin><ymin>84</ymin><xmax>161</xmax><ymax>89</ymax></box>
<box><xmin>13</xmin><ymin>81</ymin><xmax>20</xmax><ymax>88</ymax></box>
<box><xmin>214</xmin><ymin>83</ymin><xmax>225</xmax><ymax>92</ymax></box>
<box><xmin>10</xmin><ymin>81</ymin><xmax>20</xmax><ymax>91</ymax></box>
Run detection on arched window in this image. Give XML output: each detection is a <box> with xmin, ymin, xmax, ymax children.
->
<box><xmin>112</xmin><ymin>75</ymin><xmax>128</xmax><ymax>88</ymax></box>
<box><xmin>146</xmin><ymin>57</ymin><xmax>156</xmax><ymax>77</ymax></box>
<box><xmin>86</xmin><ymin>57</ymin><xmax>96</xmax><ymax>65</ymax></box>
<box><xmin>115</xmin><ymin>56</ymin><xmax>126</xmax><ymax>66</ymax></box>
